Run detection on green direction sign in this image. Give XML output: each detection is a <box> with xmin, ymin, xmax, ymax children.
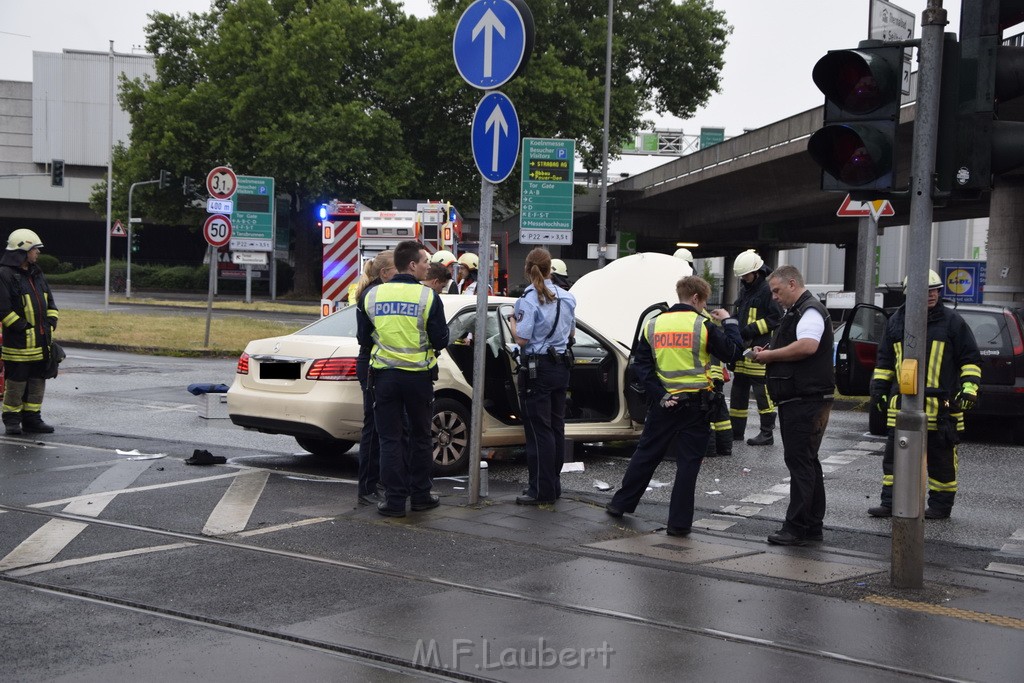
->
<box><xmin>519</xmin><ymin>138</ymin><xmax>575</xmax><ymax>245</ymax></box>
<box><xmin>699</xmin><ymin>127</ymin><xmax>725</xmax><ymax>149</ymax></box>
<box><xmin>229</xmin><ymin>175</ymin><xmax>275</xmax><ymax>252</ymax></box>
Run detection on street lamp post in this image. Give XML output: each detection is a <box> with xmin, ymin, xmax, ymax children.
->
<box><xmin>597</xmin><ymin>0</ymin><xmax>614</xmax><ymax>268</ymax></box>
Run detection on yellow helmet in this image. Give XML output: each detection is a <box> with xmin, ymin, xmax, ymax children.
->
<box><xmin>672</xmin><ymin>247</ymin><xmax>693</xmax><ymax>263</ymax></box>
<box><xmin>457</xmin><ymin>252</ymin><xmax>479</xmax><ymax>270</ymax></box>
<box><xmin>733</xmin><ymin>249</ymin><xmax>763</xmax><ymax>277</ymax></box>
<box><xmin>6</xmin><ymin>228</ymin><xmax>43</xmax><ymax>251</ymax></box>
<box><xmin>903</xmin><ymin>269</ymin><xmax>943</xmax><ymax>289</ymax></box>
<box><xmin>550</xmin><ymin>258</ymin><xmax>568</xmax><ymax>276</ymax></box>
<box><xmin>431</xmin><ymin>250</ymin><xmax>457</xmax><ymax>266</ymax></box>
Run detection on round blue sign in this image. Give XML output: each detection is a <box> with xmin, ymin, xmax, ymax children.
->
<box><xmin>453</xmin><ymin>0</ymin><xmax>527</xmax><ymax>89</ymax></box>
<box><xmin>471</xmin><ymin>92</ymin><xmax>520</xmax><ymax>184</ymax></box>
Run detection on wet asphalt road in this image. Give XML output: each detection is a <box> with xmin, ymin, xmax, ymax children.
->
<box><xmin>0</xmin><ymin>344</ymin><xmax>1023</xmax><ymax>680</ymax></box>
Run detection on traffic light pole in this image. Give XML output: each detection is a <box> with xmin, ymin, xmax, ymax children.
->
<box><xmin>891</xmin><ymin>0</ymin><xmax>947</xmax><ymax>590</ymax></box>
<box><xmin>126</xmin><ymin>179</ymin><xmax>159</xmax><ymax>300</ymax></box>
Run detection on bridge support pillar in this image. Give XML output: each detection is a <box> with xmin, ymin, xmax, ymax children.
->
<box><xmin>986</xmin><ymin>176</ymin><xmax>1024</xmax><ymax>305</ymax></box>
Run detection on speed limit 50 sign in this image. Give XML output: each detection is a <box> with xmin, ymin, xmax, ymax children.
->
<box><xmin>206</xmin><ymin>166</ymin><xmax>237</xmax><ymax>200</ymax></box>
<box><xmin>203</xmin><ymin>214</ymin><xmax>232</xmax><ymax>248</ymax></box>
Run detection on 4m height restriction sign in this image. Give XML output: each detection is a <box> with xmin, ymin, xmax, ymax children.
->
<box><xmin>519</xmin><ymin>138</ymin><xmax>575</xmax><ymax>245</ymax></box>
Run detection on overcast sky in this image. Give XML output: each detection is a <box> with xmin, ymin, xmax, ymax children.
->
<box><xmin>0</xmin><ymin>0</ymin><xmax>963</xmax><ymax>172</ymax></box>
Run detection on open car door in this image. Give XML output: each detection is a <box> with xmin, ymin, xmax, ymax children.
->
<box><xmin>836</xmin><ymin>303</ymin><xmax>888</xmax><ymax>396</ymax></box>
<box><xmin>624</xmin><ymin>302</ymin><xmax>669</xmax><ymax>424</ymax></box>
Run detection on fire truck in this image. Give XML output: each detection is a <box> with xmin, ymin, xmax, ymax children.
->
<box><xmin>318</xmin><ymin>199</ymin><xmax>463</xmax><ymax>316</ymax></box>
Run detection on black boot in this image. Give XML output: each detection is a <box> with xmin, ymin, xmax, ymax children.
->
<box><xmin>715</xmin><ymin>429</ymin><xmax>733</xmax><ymax>456</ymax></box>
<box><xmin>730</xmin><ymin>418</ymin><xmax>746</xmax><ymax>441</ymax></box>
<box><xmin>22</xmin><ymin>413</ymin><xmax>54</xmax><ymax>434</ymax></box>
<box><xmin>3</xmin><ymin>412</ymin><xmax>22</xmax><ymax>435</ymax></box>
<box><xmin>746</xmin><ymin>429</ymin><xmax>774</xmax><ymax>446</ymax></box>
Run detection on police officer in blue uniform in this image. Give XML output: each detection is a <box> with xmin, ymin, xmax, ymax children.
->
<box><xmin>358</xmin><ymin>241</ymin><xmax>449</xmax><ymax>517</ymax></box>
<box><xmin>606</xmin><ymin>276</ymin><xmax>744</xmax><ymax>535</ymax></box>
<box><xmin>508</xmin><ymin>248</ymin><xmax>576</xmax><ymax>505</ymax></box>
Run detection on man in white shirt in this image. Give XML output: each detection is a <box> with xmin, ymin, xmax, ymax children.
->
<box><xmin>751</xmin><ymin>265</ymin><xmax>834</xmax><ymax>546</ymax></box>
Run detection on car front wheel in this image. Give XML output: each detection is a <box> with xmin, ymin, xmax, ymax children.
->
<box><xmin>295</xmin><ymin>437</ymin><xmax>355</xmax><ymax>458</ymax></box>
<box><xmin>432</xmin><ymin>397</ymin><xmax>471</xmax><ymax>475</ymax></box>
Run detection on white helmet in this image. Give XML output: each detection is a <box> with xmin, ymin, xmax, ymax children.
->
<box><xmin>550</xmin><ymin>258</ymin><xmax>568</xmax><ymax>276</ymax></box>
<box><xmin>672</xmin><ymin>247</ymin><xmax>693</xmax><ymax>263</ymax></box>
<box><xmin>6</xmin><ymin>228</ymin><xmax>43</xmax><ymax>251</ymax></box>
<box><xmin>431</xmin><ymin>250</ymin><xmax>457</xmax><ymax>266</ymax></box>
<box><xmin>903</xmin><ymin>269</ymin><xmax>943</xmax><ymax>290</ymax></box>
<box><xmin>457</xmin><ymin>252</ymin><xmax>479</xmax><ymax>270</ymax></box>
<box><xmin>733</xmin><ymin>249</ymin><xmax>764</xmax><ymax>277</ymax></box>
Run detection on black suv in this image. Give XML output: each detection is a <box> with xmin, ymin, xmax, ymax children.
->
<box><xmin>835</xmin><ymin>302</ymin><xmax>1024</xmax><ymax>441</ymax></box>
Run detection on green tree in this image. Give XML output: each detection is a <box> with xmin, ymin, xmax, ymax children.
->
<box><xmin>92</xmin><ymin>0</ymin><xmax>729</xmax><ymax>295</ymax></box>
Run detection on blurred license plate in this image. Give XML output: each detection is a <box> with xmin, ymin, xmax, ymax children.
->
<box><xmin>259</xmin><ymin>362</ymin><xmax>301</xmax><ymax>380</ymax></box>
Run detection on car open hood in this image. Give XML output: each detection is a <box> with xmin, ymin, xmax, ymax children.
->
<box><xmin>572</xmin><ymin>252</ymin><xmax>693</xmax><ymax>348</ymax></box>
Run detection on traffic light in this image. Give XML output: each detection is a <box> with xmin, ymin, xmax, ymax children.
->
<box><xmin>131</xmin><ymin>232</ymin><xmax>140</xmax><ymax>254</ymax></box>
<box><xmin>936</xmin><ymin>0</ymin><xmax>1024</xmax><ymax>195</ymax></box>
<box><xmin>158</xmin><ymin>169</ymin><xmax>171</xmax><ymax>190</ymax></box>
<box><xmin>50</xmin><ymin>159</ymin><xmax>64</xmax><ymax>187</ymax></box>
<box><xmin>807</xmin><ymin>43</ymin><xmax>904</xmax><ymax>193</ymax></box>
<box><xmin>182</xmin><ymin>176</ymin><xmax>197</xmax><ymax>196</ymax></box>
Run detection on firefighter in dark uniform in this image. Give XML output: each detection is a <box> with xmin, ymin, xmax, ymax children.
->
<box><xmin>358</xmin><ymin>240</ymin><xmax>449</xmax><ymax>518</ymax></box>
<box><xmin>867</xmin><ymin>269</ymin><xmax>981</xmax><ymax>520</ymax></box>
<box><xmin>508</xmin><ymin>248</ymin><xmax>576</xmax><ymax>505</ymax></box>
<box><xmin>730</xmin><ymin>249</ymin><xmax>783</xmax><ymax>446</ymax></box>
<box><xmin>752</xmin><ymin>266</ymin><xmax>834</xmax><ymax>546</ymax></box>
<box><xmin>0</xmin><ymin>229</ymin><xmax>58</xmax><ymax>435</ymax></box>
<box><xmin>605</xmin><ymin>276</ymin><xmax>744</xmax><ymax>535</ymax></box>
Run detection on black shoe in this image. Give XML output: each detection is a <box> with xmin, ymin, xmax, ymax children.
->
<box><xmin>604</xmin><ymin>503</ymin><xmax>624</xmax><ymax>518</ymax></box>
<box><xmin>666</xmin><ymin>526</ymin><xmax>691</xmax><ymax>537</ymax></box>
<box><xmin>358</xmin><ymin>492</ymin><xmax>382</xmax><ymax>506</ymax></box>
<box><xmin>732</xmin><ymin>433</ymin><xmax>744</xmax><ymax>441</ymax></box>
<box><xmin>411</xmin><ymin>494</ymin><xmax>440</xmax><ymax>511</ymax></box>
<box><xmin>767</xmin><ymin>530</ymin><xmax>806</xmax><ymax>546</ymax></box>
<box><xmin>716</xmin><ymin>450</ymin><xmax>732</xmax><ymax>457</ymax></box>
<box><xmin>21</xmin><ymin>415</ymin><xmax>54</xmax><ymax>434</ymax></box>
<box><xmin>516</xmin><ymin>495</ymin><xmax>554</xmax><ymax>505</ymax></box>
<box><xmin>184</xmin><ymin>449</ymin><xmax>226</xmax><ymax>466</ymax></box>
<box><xmin>746</xmin><ymin>430</ymin><xmax>774</xmax><ymax>446</ymax></box>
<box><xmin>924</xmin><ymin>507</ymin><xmax>950</xmax><ymax>520</ymax></box>
<box><xmin>3</xmin><ymin>418</ymin><xmax>21</xmax><ymax>435</ymax></box>
<box><xmin>376</xmin><ymin>501</ymin><xmax>406</xmax><ymax>518</ymax></box>
<box><xmin>867</xmin><ymin>505</ymin><xmax>892</xmax><ymax>518</ymax></box>
<box><xmin>805</xmin><ymin>531</ymin><xmax>824</xmax><ymax>543</ymax></box>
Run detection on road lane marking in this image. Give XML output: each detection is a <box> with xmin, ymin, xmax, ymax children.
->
<box><xmin>202</xmin><ymin>471</ymin><xmax>270</xmax><ymax>536</ymax></box>
<box><xmin>6</xmin><ymin>542</ymin><xmax>196</xmax><ymax>577</ymax></box>
<box><xmin>234</xmin><ymin>517</ymin><xmax>334</xmax><ymax>537</ymax></box>
<box><xmin>986</xmin><ymin>562</ymin><xmax>1024</xmax><ymax>577</ymax></box>
<box><xmin>28</xmin><ymin>471</ymin><xmax>243</xmax><ymax>509</ymax></box>
<box><xmin>0</xmin><ymin>460</ymin><xmax>152</xmax><ymax>571</ymax></box>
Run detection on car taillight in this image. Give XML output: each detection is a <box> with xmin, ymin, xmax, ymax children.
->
<box><xmin>1005</xmin><ymin>311</ymin><xmax>1024</xmax><ymax>356</ymax></box>
<box><xmin>852</xmin><ymin>341</ymin><xmax>877</xmax><ymax>369</ymax></box>
<box><xmin>307</xmin><ymin>357</ymin><xmax>358</xmax><ymax>380</ymax></box>
<box><xmin>236</xmin><ymin>352</ymin><xmax>250</xmax><ymax>375</ymax></box>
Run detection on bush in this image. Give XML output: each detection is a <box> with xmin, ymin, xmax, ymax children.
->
<box><xmin>36</xmin><ymin>253</ymin><xmax>61</xmax><ymax>274</ymax></box>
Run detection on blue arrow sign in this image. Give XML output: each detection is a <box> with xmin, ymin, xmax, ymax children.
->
<box><xmin>453</xmin><ymin>0</ymin><xmax>527</xmax><ymax>89</ymax></box>
<box><xmin>471</xmin><ymin>91</ymin><xmax>520</xmax><ymax>184</ymax></box>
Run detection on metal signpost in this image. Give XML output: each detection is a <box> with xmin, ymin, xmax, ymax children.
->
<box><xmin>519</xmin><ymin>138</ymin><xmax>575</xmax><ymax>245</ymax></box>
<box><xmin>453</xmin><ymin>0</ymin><xmax>531</xmax><ymax>504</ymax></box>
<box><xmin>836</xmin><ymin>195</ymin><xmax>895</xmax><ymax>305</ymax></box>
<box><xmin>203</xmin><ymin>213</ymin><xmax>232</xmax><ymax>346</ymax></box>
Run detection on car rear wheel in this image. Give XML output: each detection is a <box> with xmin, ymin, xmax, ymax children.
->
<box><xmin>432</xmin><ymin>398</ymin><xmax>470</xmax><ymax>475</ymax></box>
<box><xmin>295</xmin><ymin>437</ymin><xmax>355</xmax><ymax>458</ymax></box>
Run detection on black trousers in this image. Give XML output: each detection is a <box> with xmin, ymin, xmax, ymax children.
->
<box><xmin>373</xmin><ymin>369</ymin><xmax>434</xmax><ymax>508</ymax></box>
<box><xmin>778</xmin><ymin>399</ymin><xmax>832</xmax><ymax>538</ymax></box>
<box><xmin>878</xmin><ymin>429</ymin><xmax>958</xmax><ymax>512</ymax></box>
<box><xmin>729</xmin><ymin>371</ymin><xmax>774</xmax><ymax>433</ymax></box>
<box><xmin>518</xmin><ymin>357</ymin><xmax>570</xmax><ymax>501</ymax></box>
<box><xmin>356</xmin><ymin>359</ymin><xmax>381</xmax><ymax>497</ymax></box>
<box><xmin>610</xmin><ymin>400</ymin><xmax>709</xmax><ymax>530</ymax></box>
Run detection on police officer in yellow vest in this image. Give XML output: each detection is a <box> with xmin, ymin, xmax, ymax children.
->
<box><xmin>606</xmin><ymin>276</ymin><xmax>745</xmax><ymax>535</ymax></box>
<box><xmin>358</xmin><ymin>240</ymin><xmax>449</xmax><ymax>517</ymax></box>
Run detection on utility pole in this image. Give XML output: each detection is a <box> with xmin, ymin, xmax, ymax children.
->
<box><xmin>891</xmin><ymin>0</ymin><xmax>946</xmax><ymax>589</ymax></box>
<box><xmin>596</xmin><ymin>0</ymin><xmax>614</xmax><ymax>268</ymax></box>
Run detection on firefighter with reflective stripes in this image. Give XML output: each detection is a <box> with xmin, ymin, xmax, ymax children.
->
<box><xmin>0</xmin><ymin>229</ymin><xmax>58</xmax><ymax>435</ymax></box>
<box><xmin>867</xmin><ymin>270</ymin><xmax>982</xmax><ymax>520</ymax></box>
<box><xmin>358</xmin><ymin>241</ymin><xmax>449</xmax><ymax>518</ymax></box>
<box><xmin>606</xmin><ymin>276</ymin><xmax>744</xmax><ymax>535</ymax></box>
<box><xmin>729</xmin><ymin>249</ymin><xmax>783</xmax><ymax>446</ymax></box>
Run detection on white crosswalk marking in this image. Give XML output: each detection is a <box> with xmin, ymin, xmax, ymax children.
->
<box><xmin>0</xmin><ymin>460</ymin><xmax>152</xmax><ymax>571</ymax></box>
<box><xmin>202</xmin><ymin>471</ymin><xmax>270</xmax><ymax>536</ymax></box>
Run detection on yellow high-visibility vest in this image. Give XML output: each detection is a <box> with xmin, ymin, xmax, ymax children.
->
<box><xmin>645</xmin><ymin>310</ymin><xmax>712</xmax><ymax>394</ymax></box>
<box><xmin>365</xmin><ymin>282</ymin><xmax>436</xmax><ymax>371</ymax></box>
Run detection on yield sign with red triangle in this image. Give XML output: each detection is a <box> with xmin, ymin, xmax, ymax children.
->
<box><xmin>836</xmin><ymin>194</ymin><xmax>895</xmax><ymax>220</ymax></box>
